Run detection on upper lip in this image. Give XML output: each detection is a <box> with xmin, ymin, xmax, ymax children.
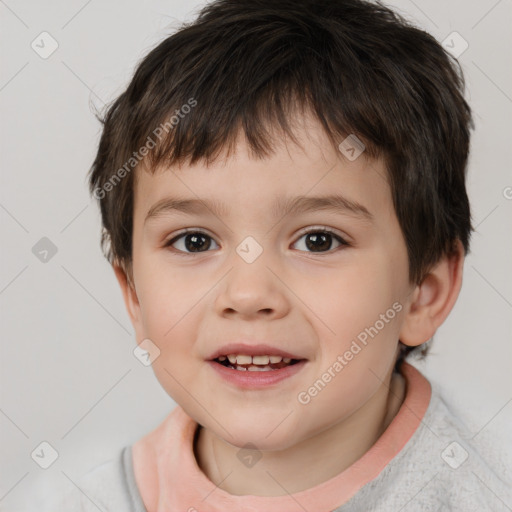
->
<box><xmin>207</xmin><ymin>343</ymin><xmax>306</xmax><ymax>361</ymax></box>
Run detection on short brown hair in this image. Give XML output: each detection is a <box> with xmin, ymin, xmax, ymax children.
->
<box><xmin>88</xmin><ymin>0</ymin><xmax>474</xmax><ymax>367</ymax></box>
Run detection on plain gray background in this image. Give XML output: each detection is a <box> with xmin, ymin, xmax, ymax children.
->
<box><xmin>1</xmin><ymin>0</ymin><xmax>511</xmax><ymax>510</ymax></box>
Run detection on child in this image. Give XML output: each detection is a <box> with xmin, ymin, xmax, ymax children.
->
<box><xmin>46</xmin><ymin>0</ymin><xmax>512</xmax><ymax>510</ymax></box>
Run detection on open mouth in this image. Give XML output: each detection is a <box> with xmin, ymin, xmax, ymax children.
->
<box><xmin>214</xmin><ymin>354</ymin><xmax>303</xmax><ymax>372</ymax></box>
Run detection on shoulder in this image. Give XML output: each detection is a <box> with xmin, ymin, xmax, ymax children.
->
<box><xmin>41</xmin><ymin>446</ymin><xmax>144</xmax><ymax>512</ymax></box>
<box><xmin>342</xmin><ymin>384</ymin><xmax>512</xmax><ymax>511</ymax></box>
<box><xmin>418</xmin><ymin>390</ymin><xmax>512</xmax><ymax>509</ymax></box>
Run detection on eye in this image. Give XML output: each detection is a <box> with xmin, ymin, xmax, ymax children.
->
<box><xmin>164</xmin><ymin>229</ymin><xmax>219</xmax><ymax>254</ymax></box>
<box><xmin>164</xmin><ymin>227</ymin><xmax>349</xmax><ymax>255</ymax></box>
<box><xmin>292</xmin><ymin>227</ymin><xmax>349</xmax><ymax>254</ymax></box>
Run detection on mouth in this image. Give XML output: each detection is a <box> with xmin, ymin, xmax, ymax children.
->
<box><xmin>213</xmin><ymin>354</ymin><xmax>304</xmax><ymax>372</ymax></box>
<box><xmin>206</xmin><ymin>343</ymin><xmax>308</xmax><ymax>387</ymax></box>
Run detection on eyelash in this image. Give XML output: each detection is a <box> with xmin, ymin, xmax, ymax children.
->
<box><xmin>163</xmin><ymin>226</ymin><xmax>350</xmax><ymax>256</ymax></box>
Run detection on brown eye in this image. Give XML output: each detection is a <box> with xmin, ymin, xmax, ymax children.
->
<box><xmin>165</xmin><ymin>231</ymin><xmax>219</xmax><ymax>253</ymax></box>
<box><xmin>292</xmin><ymin>228</ymin><xmax>348</xmax><ymax>253</ymax></box>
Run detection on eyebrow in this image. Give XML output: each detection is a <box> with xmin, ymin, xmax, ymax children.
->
<box><xmin>144</xmin><ymin>194</ymin><xmax>374</xmax><ymax>225</ymax></box>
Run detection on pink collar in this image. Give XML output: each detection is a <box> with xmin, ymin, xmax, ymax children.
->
<box><xmin>133</xmin><ymin>362</ymin><xmax>431</xmax><ymax>511</ymax></box>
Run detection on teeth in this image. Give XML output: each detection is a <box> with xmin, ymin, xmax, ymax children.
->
<box><xmin>247</xmin><ymin>365</ymin><xmax>273</xmax><ymax>372</ymax></box>
<box><xmin>252</xmin><ymin>355</ymin><xmax>270</xmax><ymax>365</ymax></box>
<box><xmin>236</xmin><ymin>355</ymin><xmax>252</xmax><ymax>365</ymax></box>
<box><xmin>220</xmin><ymin>354</ymin><xmax>295</xmax><ymax>367</ymax></box>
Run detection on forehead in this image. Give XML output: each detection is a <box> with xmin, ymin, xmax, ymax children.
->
<box><xmin>132</xmin><ymin>117</ymin><xmax>392</xmax><ymax>226</ymax></box>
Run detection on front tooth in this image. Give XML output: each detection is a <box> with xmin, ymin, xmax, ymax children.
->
<box><xmin>247</xmin><ymin>365</ymin><xmax>272</xmax><ymax>372</ymax></box>
<box><xmin>269</xmin><ymin>355</ymin><xmax>283</xmax><ymax>364</ymax></box>
<box><xmin>227</xmin><ymin>354</ymin><xmax>237</xmax><ymax>364</ymax></box>
<box><xmin>252</xmin><ymin>355</ymin><xmax>270</xmax><ymax>365</ymax></box>
<box><xmin>236</xmin><ymin>354</ymin><xmax>252</xmax><ymax>365</ymax></box>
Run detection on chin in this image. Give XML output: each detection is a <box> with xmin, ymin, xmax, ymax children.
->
<box><xmin>212</xmin><ymin>413</ymin><xmax>303</xmax><ymax>451</ymax></box>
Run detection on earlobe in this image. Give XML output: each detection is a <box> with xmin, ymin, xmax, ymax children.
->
<box><xmin>399</xmin><ymin>240</ymin><xmax>465</xmax><ymax>347</ymax></box>
<box><xmin>113</xmin><ymin>264</ymin><xmax>141</xmax><ymax>326</ymax></box>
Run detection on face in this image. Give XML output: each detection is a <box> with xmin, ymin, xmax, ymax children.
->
<box><xmin>124</xmin><ymin>114</ymin><xmax>416</xmax><ymax>451</ymax></box>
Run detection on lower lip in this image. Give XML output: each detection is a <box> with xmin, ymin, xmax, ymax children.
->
<box><xmin>207</xmin><ymin>360</ymin><xmax>307</xmax><ymax>388</ymax></box>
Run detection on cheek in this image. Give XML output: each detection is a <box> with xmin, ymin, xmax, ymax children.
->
<box><xmin>313</xmin><ymin>253</ymin><xmax>404</xmax><ymax>365</ymax></box>
<box><xmin>136</xmin><ymin>252</ymin><xmax>192</xmax><ymax>316</ymax></box>
<box><xmin>323</xmin><ymin>258</ymin><xmax>395</xmax><ymax>325</ymax></box>
<box><xmin>137</xmin><ymin>268</ymin><xmax>204</xmax><ymax>401</ymax></box>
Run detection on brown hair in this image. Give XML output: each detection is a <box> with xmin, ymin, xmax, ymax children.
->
<box><xmin>88</xmin><ymin>0</ymin><xmax>474</xmax><ymax>367</ymax></box>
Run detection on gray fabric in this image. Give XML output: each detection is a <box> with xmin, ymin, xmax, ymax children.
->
<box><xmin>120</xmin><ymin>445</ymin><xmax>148</xmax><ymax>512</ymax></box>
<box><xmin>41</xmin><ymin>446</ymin><xmax>148</xmax><ymax>512</ymax></box>
<box><xmin>332</xmin><ymin>392</ymin><xmax>512</xmax><ymax>511</ymax></box>
<box><xmin>42</xmin><ymin>390</ymin><xmax>512</xmax><ymax>511</ymax></box>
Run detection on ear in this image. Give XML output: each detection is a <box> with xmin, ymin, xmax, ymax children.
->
<box><xmin>399</xmin><ymin>240</ymin><xmax>465</xmax><ymax>347</ymax></box>
<box><xmin>113</xmin><ymin>263</ymin><xmax>142</xmax><ymax>328</ymax></box>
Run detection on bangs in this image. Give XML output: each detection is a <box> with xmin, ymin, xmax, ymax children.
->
<box><xmin>117</xmin><ymin>10</ymin><xmax>389</xmax><ymax>172</ymax></box>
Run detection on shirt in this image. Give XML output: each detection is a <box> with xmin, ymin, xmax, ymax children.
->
<box><xmin>42</xmin><ymin>362</ymin><xmax>512</xmax><ymax>511</ymax></box>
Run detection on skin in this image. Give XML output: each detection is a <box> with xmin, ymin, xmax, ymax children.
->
<box><xmin>114</xmin><ymin>112</ymin><xmax>465</xmax><ymax>503</ymax></box>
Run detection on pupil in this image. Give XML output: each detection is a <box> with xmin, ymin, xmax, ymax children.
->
<box><xmin>183</xmin><ymin>232</ymin><xmax>332</xmax><ymax>252</ymax></box>
<box><xmin>185</xmin><ymin>233</ymin><xmax>210</xmax><ymax>252</ymax></box>
<box><xmin>306</xmin><ymin>233</ymin><xmax>331</xmax><ymax>252</ymax></box>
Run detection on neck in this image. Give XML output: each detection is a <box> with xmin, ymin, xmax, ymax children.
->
<box><xmin>194</xmin><ymin>368</ymin><xmax>406</xmax><ymax>497</ymax></box>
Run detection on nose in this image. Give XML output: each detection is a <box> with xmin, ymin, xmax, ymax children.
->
<box><xmin>214</xmin><ymin>247</ymin><xmax>290</xmax><ymax>320</ymax></box>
